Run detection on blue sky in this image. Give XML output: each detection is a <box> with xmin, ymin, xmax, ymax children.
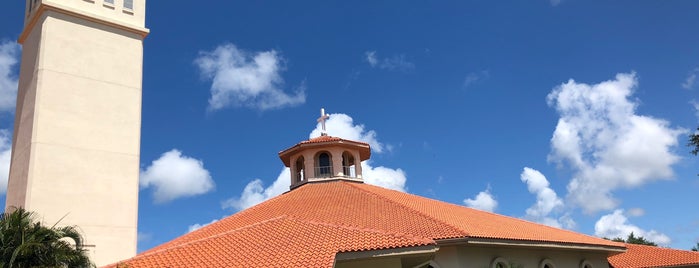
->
<box><xmin>1</xmin><ymin>0</ymin><xmax>699</xmax><ymax>252</ymax></box>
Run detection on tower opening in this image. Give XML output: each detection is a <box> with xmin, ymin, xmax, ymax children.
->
<box><xmin>294</xmin><ymin>156</ymin><xmax>305</xmax><ymax>183</ymax></box>
<box><xmin>316</xmin><ymin>152</ymin><xmax>333</xmax><ymax>178</ymax></box>
<box><xmin>342</xmin><ymin>151</ymin><xmax>356</xmax><ymax>178</ymax></box>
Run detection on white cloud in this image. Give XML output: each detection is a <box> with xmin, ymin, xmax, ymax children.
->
<box><xmin>140</xmin><ymin>149</ymin><xmax>215</xmax><ymax>204</ymax></box>
<box><xmin>188</xmin><ymin>219</ymin><xmax>219</xmax><ymax>233</ymax></box>
<box><xmin>520</xmin><ymin>167</ymin><xmax>574</xmax><ymax>229</ymax></box>
<box><xmin>221</xmin><ymin>168</ymin><xmax>290</xmax><ymax>211</ymax></box>
<box><xmin>309</xmin><ymin>113</ymin><xmax>385</xmax><ymax>153</ymax></box>
<box><xmin>0</xmin><ymin>41</ymin><xmax>20</xmax><ymax>112</ymax></box>
<box><xmin>626</xmin><ymin>207</ymin><xmax>645</xmax><ymax>217</ymax></box>
<box><xmin>463</xmin><ymin>70</ymin><xmax>490</xmax><ymax>88</ymax></box>
<box><xmin>0</xmin><ymin>130</ymin><xmax>11</xmax><ymax>194</ymax></box>
<box><xmin>594</xmin><ymin>209</ymin><xmax>671</xmax><ymax>245</ymax></box>
<box><xmin>682</xmin><ymin>68</ymin><xmax>699</xmax><ymax>90</ymax></box>
<box><xmin>550</xmin><ymin>0</ymin><xmax>561</xmax><ymax>6</ymax></box>
<box><xmin>225</xmin><ymin>112</ymin><xmax>406</xmax><ymax>211</ymax></box>
<box><xmin>194</xmin><ymin>43</ymin><xmax>305</xmax><ymax>111</ymax></box>
<box><xmin>361</xmin><ymin>161</ymin><xmax>407</xmax><ymax>192</ymax></box>
<box><xmin>547</xmin><ymin>73</ymin><xmax>684</xmax><ymax>213</ymax></box>
<box><xmin>364</xmin><ymin>50</ymin><xmax>414</xmax><ymax>71</ymax></box>
<box><xmin>463</xmin><ymin>187</ymin><xmax>497</xmax><ymax>212</ymax></box>
<box><xmin>365</xmin><ymin>51</ymin><xmax>378</xmax><ymax>67</ymax></box>
<box><xmin>691</xmin><ymin>100</ymin><xmax>699</xmax><ymax>120</ymax></box>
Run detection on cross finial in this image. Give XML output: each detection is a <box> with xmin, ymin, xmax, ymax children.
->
<box><xmin>317</xmin><ymin>108</ymin><xmax>330</xmax><ymax>136</ymax></box>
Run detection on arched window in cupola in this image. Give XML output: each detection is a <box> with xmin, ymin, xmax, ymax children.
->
<box><xmin>316</xmin><ymin>152</ymin><xmax>332</xmax><ymax>178</ymax></box>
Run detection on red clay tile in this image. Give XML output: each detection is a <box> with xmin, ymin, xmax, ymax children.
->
<box><xmin>112</xmin><ymin>181</ymin><xmax>630</xmax><ymax>267</ymax></box>
<box><xmin>608</xmin><ymin>243</ymin><xmax>699</xmax><ymax>268</ymax></box>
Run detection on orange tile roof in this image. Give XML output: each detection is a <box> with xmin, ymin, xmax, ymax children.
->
<box><xmin>300</xmin><ymin>135</ymin><xmax>346</xmax><ymax>144</ymax></box>
<box><xmin>608</xmin><ymin>244</ymin><xmax>699</xmax><ymax>268</ymax></box>
<box><xmin>111</xmin><ymin>181</ymin><xmax>624</xmax><ymax>268</ymax></box>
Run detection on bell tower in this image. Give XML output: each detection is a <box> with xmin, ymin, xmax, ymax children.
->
<box><xmin>279</xmin><ymin>109</ymin><xmax>371</xmax><ymax>189</ymax></box>
<box><xmin>6</xmin><ymin>0</ymin><xmax>148</xmax><ymax>265</ymax></box>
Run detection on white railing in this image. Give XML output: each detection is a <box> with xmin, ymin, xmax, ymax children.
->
<box><xmin>312</xmin><ymin>166</ymin><xmax>357</xmax><ymax>178</ymax></box>
<box><xmin>343</xmin><ymin>166</ymin><xmax>356</xmax><ymax>178</ymax></box>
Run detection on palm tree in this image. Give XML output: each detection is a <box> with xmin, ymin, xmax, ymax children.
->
<box><xmin>0</xmin><ymin>207</ymin><xmax>94</xmax><ymax>268</ymax></box>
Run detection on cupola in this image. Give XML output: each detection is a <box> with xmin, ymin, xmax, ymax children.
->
<box><xmin>279</xmin><ymin>108</ymin><xmax>371</xmax><ymax>189</ymax></box>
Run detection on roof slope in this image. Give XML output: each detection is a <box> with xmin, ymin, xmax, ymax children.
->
<box><xmin>113</xmin><ymin>216</ymin><xmax>432</xmax><ymax>267</ymax></box>
<box><xmin>608</xmin><ymin>244</ymin><xmax>699</xmax><ymax>268</ymax></box>
<box><xmin>113</xmin><ymin>181</ymin><xmax>623</xmax><ymax>267</ymax></box>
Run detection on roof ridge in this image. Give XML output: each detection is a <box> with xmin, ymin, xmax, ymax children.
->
<box><xmin>343</xmin><ymin>181</ymin><xmax>466</xmax><ymax>239</ymax></box>
<box><xmin>120</xmin><ymin>215</ymin><xmax>290</xmax><ymax>262</ymax></box>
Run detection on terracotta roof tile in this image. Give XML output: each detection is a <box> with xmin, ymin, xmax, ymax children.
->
<box><xmin>109</xmin><ymin>216</ymin><xmax>433</xmax><ymax>268</ymax></box>
<box><xmin>608</xmin><ymin>243</ymin><xmax>699</xmax><ymax>268</ymax></box>
<box><xmin>349</xmin><ymin>182</ymin><xmax>622</xmax><ymax>247</ymax></box>
<box><xmin>115</xmin><ymin>181</ymin><xmax>625</xmax><ymax>267</ymax></box>
<box><xmin>301</xmin><ymin>135</ymin><xmax>346</xmax><ymax>144</ymax></box>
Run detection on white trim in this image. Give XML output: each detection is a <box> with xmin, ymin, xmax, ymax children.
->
<box><xmin>539</xmin><ymin>258</ymin><xmax>555</xmax><ymax>268</ymax></box>
<box><xmin>334</xmin><ymin>245</ymin><xmax>438</xmax><ymax>261</ymax></box>
<box><xmin>436</xmin><ymin>237</ymin><xmax>626</xmax><ymax>253</ymax></box>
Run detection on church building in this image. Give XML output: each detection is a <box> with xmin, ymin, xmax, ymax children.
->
<box><xmin>104</xmin><ymin>111</ymin><xmax>699</xmax><ymax>268</ymax></box>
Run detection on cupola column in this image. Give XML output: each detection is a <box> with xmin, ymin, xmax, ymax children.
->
<box><xmin>353</xmin><ymin>151</ymin><xmax>363</xmax><ymax>178</ymax></box>
<box><xmin>332</xmin><ymin>150</ymin><xmax>343</xmax><ymax>177</ymax></box>
<box><xmin>303</xmin><ymin>152</ymin><xmax>315</xmax><ymax>179</ymax></box>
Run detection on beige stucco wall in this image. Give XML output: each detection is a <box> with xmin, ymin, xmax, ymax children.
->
<box><xmin>289</xmin><ymin>145</ymin><xmax>363</xmax><ymax>185</ymax></box>
<box><xmin>333</xmin><ymin>244</ymin><xmax>612</xmax><ymax>268</ymax></box>
<box><xmin>7</xmin><ymin>2</ymin><xmax>145</xmax><ymax>266</ymax></box>
<box><xmin>433</xmin><ymin>245</ymin><xmax>610</xmax><ymax>268</ymax></box>
<box><xmin>26</xmin><ymin>0</ymin><xmax>146</xmax><ymax>30</ymax></box>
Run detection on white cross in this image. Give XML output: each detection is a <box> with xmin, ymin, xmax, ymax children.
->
<box><xmin>317</xmin><ymin>108</ymin><xmax>330</xmax><ymax>135</ymax></box>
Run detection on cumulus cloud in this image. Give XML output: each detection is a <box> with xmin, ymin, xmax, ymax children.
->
<box><xmin>364</xmin><ymin>51</ymin><xmax>414</xmax><ymax>71</ymax></box>
<box><xmin>0</xmin><ymin>41</ymin><xmax>20</xmax><ymax>112</ymax></box>
<box><xmin>225</xmin><ymin>112</ymin><xmax>406</xmax><ymax>211</ymax></box>
<box><xmin>194</xmin><ymin>43</ymin><xmax>305</xmax><ymax>111</ymax></box>
<box><xmin>595</xmin><ymin>209</ymin><xmax>671</xmax><ymax>245</ymax></box>
<box><xmin>520</xmin><ymin>167</ymin><xmax>574</xmax><ymax>229</ymax></box>
<box><xmin>140</xmin><ymin>149</ymin><xmax>215</xmax><ymax>204</ymax></box>
<box><xmin>0</xmin><ymin>130</ymin><xmax>11</xmax><ymax>194</ymax></box>
<box><xmin>682</xmin><ymin>68</ymin><xmax>699</xmax><ymax>90</ymax></box>
<box><xmin>463</xmin><ymin>187</ymin><xmax>497</xmax><ymax>212</ymax></box>
<box><xmin>547</xmin><ymin>73</ymin><xmax>684</xmax><ymax>213</ymax></box>
<box><xmin>309</xmin><ymin>113</ymin><xmax>385</xmax><ymax>153</ymax></box>
<box><xmin>361</xmin><ymin>161</ymin><xmax>407</xmax><ymax>192</ymax></box>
